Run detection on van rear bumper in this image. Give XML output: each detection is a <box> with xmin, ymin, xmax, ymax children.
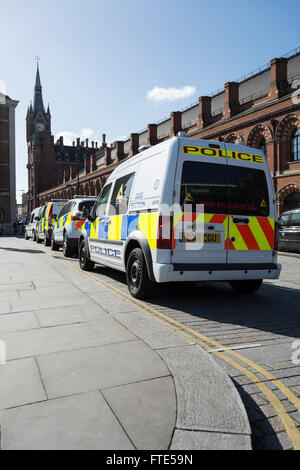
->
<box><xmin>152</xmin><ymin>262</ymin><xmax>282</xmax><ymax>283</ymax></box>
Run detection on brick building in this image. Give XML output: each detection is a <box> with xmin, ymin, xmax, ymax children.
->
<box><xmin>0</xmin><ymin>93</ymin><xmax>18</xmax><ymax>234</ymax></box>
<box><xmin>28</xmin><ymin>49</ymin><xmax>300</xmax><ymax>215</ymax></box>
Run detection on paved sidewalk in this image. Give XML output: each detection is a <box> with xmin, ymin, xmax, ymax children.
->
<box><xmin>0</xmin><ymin>237</ymin><xmax>251</xmax><ymax>450</ymax></box>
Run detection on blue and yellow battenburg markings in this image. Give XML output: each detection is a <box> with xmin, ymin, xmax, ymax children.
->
<box><xmin>84</xmin><ymin>213</ymin><xmax>159</xmax><ymax>249</ymax></box>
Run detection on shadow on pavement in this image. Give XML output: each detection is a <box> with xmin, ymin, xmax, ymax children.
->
<box><xmin>91</xmin><ymin>265</ymin><xmax>300</xmax><ymax>340</ymax></box>
<box><xmin>231</xmin><ymin>379</ymin><xmax>284</xmax><ymax>450</ymax></box>
<box><xmin>0</xmin><ymin>246</ymin><xmax>45</xmax><ymax>254</ymax></box>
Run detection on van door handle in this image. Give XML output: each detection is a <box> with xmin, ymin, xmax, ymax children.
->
<box><xmin>106</xmin><ymin>219</ymin><xmax>111</xmax><ymax>225</ymax></box>
<box><xmin>233</xmin><ymin>217</ymin><xmax>249</xmax><ymax>224</ymax></box>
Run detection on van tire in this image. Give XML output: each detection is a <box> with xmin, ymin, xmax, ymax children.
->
<box><xmin>25</xmin><ymin>231</ymin><xmax>29</xmax><ymax>240</ymax></box>
<box><xmin>36</xmin><ymin>234</ymin><xmax>41</xmax><ymax>244</ymax></box>
<box><xmin>79</xmin><ymin>240</ymin><xmax>94</xmax><ymax>271</ymax></box>
<box><xmin>126</xmin><ymin>248</ymin><xmax>153</xmax><ymax>299</ymax></box>
<box><xmin>51</xmin><ymin>234</ymin><xmax>60</xmax><ymax>251</ymax></box>
<box><xmin>63</xmin><ymin>233</ymin><xmax>74</xmax><ymax>257</ymax></box>
<box><xmin>230</xmin><ymin>279</ymin><xmax>263</xmax><ymax>294</ymax></box>
<box><xmin>44</xmin><ymin>231</ymin><xmax>51</xmax><ymax>247</ymax></box>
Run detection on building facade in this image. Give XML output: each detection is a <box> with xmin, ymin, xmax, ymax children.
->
<box><xmin>29</xmin><ymin>49</ymin><xmax>300</xmax><ymax>215</ymax></box>
<box><xmin>0</xmin><ymin>93</ymin><xmax>18</xmax><ymax>234</ymax></box>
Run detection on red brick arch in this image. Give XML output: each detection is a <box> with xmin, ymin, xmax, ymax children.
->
<box><xmin>276</xmin><ymin>113</ymin><xmax>300</xmax><ymax>141</ymax></box>
<box><xmin>247</xmin><ymin>124</ymin><xmax>273</xmax><ymax>148</ymax></box>
<box><xmin>225</xmin><ymin>132</ymin><xmax>244</xmax><ymax>144</ymax></box>
<box><xmin>277</xmin><ymin>183</ymin><xmax>300</xmax><ymax>213</ymax></box>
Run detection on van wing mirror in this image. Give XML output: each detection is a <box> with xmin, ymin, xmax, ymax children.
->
<box><xmin>35</xmin><ymin>216</ymin><xmax>40</xmax><ymax>221</ymax></box>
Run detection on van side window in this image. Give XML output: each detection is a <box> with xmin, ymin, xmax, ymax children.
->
<box><xmin>59</xmin><ymin>202</ymin><xmax>71</xmax><ymax>217</ymax></box>
<box><xmin>109</xmin><ymin>173</ymin><xmax>135</xmax><ymax>216</ymax></box>
<box><xmin>94</xmin><ymin>184</ymin><xmax>112</xmax><ymax>218</ymax></box>
<box><xmin>279</xmin><ymin>215</ymin><xmax>289</xmax><ymax>228</ymax></box>
<box><xmin>290</xmin><ymin>213</ymin><xmax>300</xmax><ymax>227</ymax></box>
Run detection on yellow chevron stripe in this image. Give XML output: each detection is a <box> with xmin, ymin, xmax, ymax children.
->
<box><xmin>248</xmin><ymin>217</ymin><xmax>271</xmax><ymax>251</ymax></box>
<box><xmin>229</xmin><ymin>217</ymin><xmax>248</xmax><ymax>250</ymax></box>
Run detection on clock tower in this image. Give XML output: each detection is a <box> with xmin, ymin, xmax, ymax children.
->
<box><xmin>26</xmin><ymin>64</ymin><xmax>56</xmax><ymax>212</ymax></box>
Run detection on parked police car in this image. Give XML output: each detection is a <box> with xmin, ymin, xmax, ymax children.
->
<box><xmin>278</xmin><ymin>208</ymin><xmax>300</xmax><ymax>252</ymax></box>
<box><xmin>78</xmin><ymin>136</ymin><xmax>281</xmax><ymax>299</ymax></box>
<box><xmin>25</xmin><ymin>207</ymin><xmax>41</xmax><ymax>240</ymax></box>
<box><xmin>51</xmin><ymin>196</ymin><xmax>96</xmax><ymax>256</ymax></box>
<box><xmin>36</xmin><ymin>200</ymin><xmax>68</xmax><ymax>245</ymax></box>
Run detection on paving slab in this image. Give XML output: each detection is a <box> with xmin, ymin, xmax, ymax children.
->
<box><xmin>158</xmin><ymin>344</ymin><xmax>251</xmax><ymax>437</ymax></box>
<box><xmin>0</xmin><ymin>357</ymin><xmax>46</xmax><ymax>409</ymax></box>
<box><xmin>35</xmin><ymin>302</ymin><xmax>109</xmax><ymax>327</ymax></box>
<box><xmin>0</xmin><ymin>311</ymin><xmax>39</xmax><ymax>334</ymax></box>
<box><xmin>1</xmin><ymin>319</ymin><xmax>136</xmax><ymax>360</ymax></box>
<box><xmin>88</xmin><ymin>292</ymin><xmax>140</xmax><ymax>314</ymax></box>
<box><xmin>112</xmin><ymin>310</ymin><xmax>193</xmax><ymax>349</ymax></box>
<box><xmin>37</xmin><ymin>340</ymin><xmax>169</xmax><ymax>399</ymax></box>
<box><xmin>1</xmin><ymin>391</ymin><xmax>134</xmax><ymax>450</ymax></box>
<box><xmin>102</xmin><ymin>376</ymin><xmax>176</xmax><ymax>450</ymax></box>
<box><xmin>171</xmin><ymin>429</ymin><xmax>252</xmax><ymax>450</ymax></box>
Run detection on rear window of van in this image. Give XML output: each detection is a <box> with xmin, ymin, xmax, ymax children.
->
<box><xmin>180</xmin><ymin>162</ymin><xmax>269</xmax><ymax>216</ymax></box>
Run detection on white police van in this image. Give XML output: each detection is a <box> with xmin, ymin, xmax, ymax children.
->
<box><xmin>79</xmin><ymin>136</ymin><xmax>281</xmax><ymax>299</ymax></box>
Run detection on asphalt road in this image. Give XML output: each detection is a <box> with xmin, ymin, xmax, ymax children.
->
<box><xmin>2</xmin><ymin>235</ymin><xmax>300</xmax><ymax>450</ymax></box>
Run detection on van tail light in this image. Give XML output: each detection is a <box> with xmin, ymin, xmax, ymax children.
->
<box><xmin>71</xmin><ymin>211</ymin><xmax>83</xmax><ymax>221</ymax></box>
<box><xmin>157</xmin><ymin>215</ymin><xmax>173</xmax><ymax>250</ymax></box>
<box><xmin>274</xmin><ymin>221</ymin><xmax>279</xmax><ymax>251</ymax></box>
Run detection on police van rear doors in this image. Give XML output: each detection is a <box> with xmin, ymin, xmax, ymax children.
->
<box><xmin>171</xmin><ymin>141</ymin><xmax>229</xmax><ymax>266</ymax></box>
<box><xmin>225</xmin><ymin>143</ymin><xmax>275</xmax><ymax>265</ymax></box>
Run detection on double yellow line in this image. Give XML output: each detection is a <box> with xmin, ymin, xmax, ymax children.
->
<box><xmin>44</xmin><ymin>249</ymin><xmax>300</xmax><ymax>449</ymax></box>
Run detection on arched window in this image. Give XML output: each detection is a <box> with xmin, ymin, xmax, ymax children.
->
<box><xmin>258</xmin><ymin>137</ymin><xmax>267</xmax><ymax>156</ymax></box>
<box><xmin>291</xmin><ymin>129</ymin><xmax>300</xmax><ymax>161</ymax></box>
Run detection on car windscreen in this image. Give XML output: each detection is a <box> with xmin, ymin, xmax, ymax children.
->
<box><xmin>78</xmin><ymin>200</ymin><xmax>96</xmax><ymax>212</ymax></box>
<box><xmin>180</xmin><ymin>162</ymin><xmax>270</xmax><ymax>216</ymax></box>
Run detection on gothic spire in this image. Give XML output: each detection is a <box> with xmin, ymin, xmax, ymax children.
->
<box><xmin>33</xmin><ymin>62</ymin><xmax>45</xmax><ymax>118</ymax></box>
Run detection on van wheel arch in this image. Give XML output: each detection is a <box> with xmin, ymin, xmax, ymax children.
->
<box><xmin>124</xmin><ymin>236</ymin><xmax>155</xmax><ymax>282</ymax></box>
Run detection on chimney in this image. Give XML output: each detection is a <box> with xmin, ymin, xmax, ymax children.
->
<box><xmin>90</xmin><ymin>153</ymin><xmax>96</xmax><ymax>172</ymax></box>
<box><xmin>147</xmin><ymin>124</ymin><xmax>158</xmax><ymax>146</ymax></box>
<box><xmin>129</xmin><ymin>133</ymin><xmax>139</xmax><ymax>157</ymax></box>
<box><xmin>84</xmin><ymin>155</ymin><xmax>90</xmax><ymax>174</ymax></box>
<box><xmin>268</xmin><ymin>57</ymin><xmax>289</xmax><ymax>99</ymax></box>
<box><xmin>170</xmin><ymin>111</ymin><xmax>182</xmax><ymax>136</ymax></box>
<box><xmin>85</xmin><ymin>138</ymin><xmax>89</xmax><ymax>148</ymax></box>
<box><xmin>102</xmin><ymin>134</ymin><xmax>106</xmax><ymax>147</ymax></box>
<box><xmin>72</xmin><ymin>141</ymin><xmax>75</xmax><ymax>147</ymax></box>
<box><xmin>59</xmin><ymin>136</ymin><xmax>64</xmax><ymax>146</ymax></box>
<box><xmin>223</xmin><ymin>82</ymin><xmax>240</xmax><ymax>119</ymax></box>
<box><xmin>91</xmin><ymin>141</ymin><xmax>94</xmax><ymax>148</ymax></box>
<box><xmin>104</xmin><ymin>146</ymin><xmax>111</xmax><ymax>166</ymax></box>
<box><xmin>95</xmin><ymin>142</ymin><xmax>98</xmax><ymax>149</ymax></box>
<box><xmin>81</xmin><ymin>141</ymin><xmax>84</xmax><ymax>147</ymax></box>
<box><xmin>116</xmin><ymin>141</ymin><xmax>124</xmax><ymax>162</ymax></box>
<box><xmin>198</xmin><ymin>96</ymin><xmax>212</xmax><ymax>128</ymax></box>
<box><xmin>76</xmin><ymin>137</ymin><xmax>80</xmax><ymax>147</ymax></box>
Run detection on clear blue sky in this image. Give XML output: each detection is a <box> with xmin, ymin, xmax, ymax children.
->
<box><xmin>1</xmin><ymin>0</ymin><xmax>300</xmax><ymax>202</ymax></box>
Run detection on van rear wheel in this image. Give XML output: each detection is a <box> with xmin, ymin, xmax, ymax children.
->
<box><xmin>230</xmin><ymin>279</ymin><xmax>263</xmax><ymax>294</ymax></box>
<box><xmin>126</xmin><ymin>248</ymin><xmax>153</xmax><ymax>299</ymax></box>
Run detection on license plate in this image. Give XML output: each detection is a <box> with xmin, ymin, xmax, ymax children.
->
<box><xmin>183</xmin><ymin>232</ymin><xmax>221</xmax><ymax>243</ymax></box>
